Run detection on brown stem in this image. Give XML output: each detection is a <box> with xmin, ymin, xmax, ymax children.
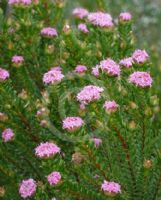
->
<box><xmin>17</xmin><ymin>111</ymin><xmax>40</xmax><ymax>143</ymax></box>
<box><xmin>142</xmin><ymin>119</ymin><xmax>145</xmax><ymax>159</ymax></box>
<box><xmin>82</xmin><ymin>144</ymin><xmax>109</xmax><ymax>180</ymax></box>
<box><xmin>112</xmin><ymin>126</ymin><xmax>136</xmax><ymax>198</ymax></box>
<box><xmin>66</xmin><ymin>189</ymin><xmax>93</xmax><ymax>200</ymax></box>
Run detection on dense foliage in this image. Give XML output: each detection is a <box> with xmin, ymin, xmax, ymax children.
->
<box><xmin>0</xmin><ymin>0</ymin><xmax>160</xmax><ymax>199</ymax></box>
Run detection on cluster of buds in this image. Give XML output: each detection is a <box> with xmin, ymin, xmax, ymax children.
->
<box><xmin>36</xmin><ymin>107</ymin><xmax>49</xmax><ymax>127</ymax></box>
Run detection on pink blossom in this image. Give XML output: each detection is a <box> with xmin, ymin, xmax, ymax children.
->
<box><xmin>103</xmin><ymin>101</ymin><xmax>119</xmax><ymax>113</ymax></box>
<box><xmin>9</xmin><ymin>0</ymin><xmax>32</xmax><ymax>5</ymax></box>
<box><xmin>47</xmin><ymin>171</ymin><xmax>61</xmax><ymax>186</ymax></box>
<box><xmin>119</xmin><ymin>12</ymin><xmax>132</xmax><ymax>22</ymax></box>
<box><xmin>63</xmin><ymin>117</ymin><xmax>84</xmax><ymax>132</ymax></box>
<box><xmin>77</xmin><ymin>85</ymin><xmax>104</xmax><ymax>105</ymax></box>
<box><xmin>101</xmin><ymin>180</ymin><xmax>121</xmax><ymax>196</ymax></box>
<box><xmin>72</xmin><ymin>7</ymin><xmax>89</xmax><ymax>19</ymax></box>
<box><xmin>0</xmin><ymin>68</ymin><xmax>9</xmax><ymax>81</ymax></box>
<box><xmin>43</xmin><ymin>67</ymin><xmax>64</xmax><ymax>85</ymax></box>
<box><xmin>100</xmin><ymin>59</ymin><xmax>120</xmax><ymax>76</ymax></box>
<box><xmin>19</xmin><ymin>179</ymin><xmax>37</xmax><ymax>199</ymax></box>
<box><xmin>132</xmin><ymin>49</ymin><xmax>149</xmax><ymax>64</ymax></box>
<box><xmin>12</xmin><ymin>55</ymin><xmax>24</xmax><ymax>65</ymax></box>
<box><xmin>35</xmin><ymin>142</ymin><xmax>60</xmax><ymax>158</ymax></box>
<box><xmin>88</xmin><ymin>12</ymin><xmax>113</xmax><ymax>28</ymax></box>
<box><xmin>91</xmin><ymin>65</ymin><xmax>100</xmax><ymax>77</ymax></box>
<box><xmin>129</xmin><ymin>71</ymin><xmax>153</xmax><ymax>88</ymax></box>
<box><xmin>92</xmin><ymin>138</ymin><xmax>102</xmax><ymax>148</ymax></box>
<box><xmin>2</xmin><ymin>128</ymin><xmax>14</xmax><ymax>142</ymax></box>
<box><xmin>75</xmin><ymin>65</ymin><xmax>87</xmax><ymax>74</ymax></box>
<box><xmin>119</xmin><ymin>57</ymin><xmax>133</xmax><ymax>68</ymax></box>
<box><xmin>78</xmin><ymin>23</ymin><xmax>89</xmax><ymax>33</ymax></box>
<box><xmin>80</xmin><ymin>103</ymin><xmax>86</xmax><ymax>110</ymax></box>
<box><xmin>41</xmin><ymin>27</ymin><xmax>58</xmax><ymax>38</ymax></box>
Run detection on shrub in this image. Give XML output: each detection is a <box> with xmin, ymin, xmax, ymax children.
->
<box><xmin>0</xmin><ymin>1</ymin><xmax>160</xmax><ymax>199</ymax></box>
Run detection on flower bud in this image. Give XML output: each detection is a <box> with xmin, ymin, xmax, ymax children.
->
<box><xmin>0</xmin><ymin>187</ymin><xmax>5</xmax><ymax>197</ymax></box>
<box><xmin>46</xmin><ymin>45</ymin><xmax>55</xmax><ymax>54</ymax></box>
<box><xmin>40</xmin><ymin>120</ymin><xmax>49</xmax><ymax>127</ymax></box>
<box><xmin>128</xmin><ymin>121</ymin><xmax>136</xmax><ymax>130</ymax></box>
<box><xmin>0</xmin><ymin>113</ymin><xmax>8</xmax><ymax>121</ymax></box>
<box><xmin>143</xmin><ymin>160</ymin><xmax>152</xmax><ymax>169</ymax></box>
<box><xmin>72</xmin><ymin>152</ymin><xmax>84</xmax><ymax>165</ymax></box>
<box><xmin>145</xmin><ymin>107</ymin><xmax>152</xmax><ymax>116</ymax></box>
<box><xmin>54</xmin><ymin>0</ymin><xmax>64</xmax><ymax>8</ymax></box>
<box><xmin>18</xmin><ymin>89</ymin><xmax>28</xmax><ymax>100</ymax></box>
<box><xmin>63</xmin><ymin>24</ymin><xmax>71</xmax><ymax>35</ymax></box>
<box><xmin>129</xmin><ymin>101</ymin><xmax>138</xmax><ymax>109</ymax></box>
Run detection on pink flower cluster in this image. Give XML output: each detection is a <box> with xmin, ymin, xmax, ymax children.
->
<box><xmin>119</xmin><ymin>57</ymin><xmax>133</xmax><ymax>68</ymax></box>
<box><xmin>77</xmin><ymin>85</ymin><xmax>104</xmax><ymax>105</ymax></box>
<box><xmin>132</xmin><ymin>49</ymin><xmax>149</xmax><ymax>64</ymax></box>
<box><xmin>9</xmin><ymin>0</ymin><xmax>32</xmax><ymax>5</ymax></box>
<box><xmin>104</xmin><ymin>101</ymin><xmax>119</xmax><ymax>113</ymax></box>
<box><xmin>35</xmin><ymin>142</ymin><xmax>60</xmax><ymax>158</ymax></box>
<box><xmin>2</xmin><ymin>128</ymin><xmax>14</xmax><ymax>142</ymax></box>
<box><xmin>43</xmin><ymin>67</ymin><xmax>64</xmax><ymax>85</ymax></box>
<box><xmin>41</xmin><ymin>27</ymin><xmax>58</xmax><ymax>38</ymax></box>
<box><xmin>129</xmin><ymin>71</ymin><xmax>153</xmax><ymax>88</ymax></box>
<box><xmin>75</xmin><ymin>65</ymin><xmax>87</xmax><ymax>74</ymax></box>
<box><xmin>101</xmin><ymin>180</ymin><xmax>121</xmax><ymax>196</ymax></box>
<box><xmin>88</xmin><ymin>12</ymin><xmax>113</xmax><ymax>28</ymax></box>
<box><xmin>12</xmin><ymin>55</ymin><xmax>24</xmax><ymax>65</ymax></box>
<box><xmin>119</xmin><ymin>12</ymin><xmax>132</xmax><ymax>22</ymax></box>
<box><xmin>78</xmin><ymin>23</ymin><xmax>89</xmax><ymax>33</ymax></box>
<box><xmin>72</xmin><ymin>7</ymin><xmax>89</xmax><ymax>19</ymax></box>
<box><xmin>19</xmin><ymin>178</ymin><xmax>37</xmax><ymax>199</ymax></box>
<box><xmin>47</xmin><ymin>171</ymin><xmax>61</xmax><ymax>186</ymax></box>
<box><xmin>0</xmin><ymin>68</ymin><xmax>9</xmax><ymax>81</ymax></box>
<box><xmin>63</xmin><ymin>117</ymin><xmax>84</xmax><ymax>132</ymax></box>
<box><xmin>91</xmin><ymin>65</ymin><xmax>100</xmax><ymax>77</ymax></box>
<box><xmin>92</xmin><ymin>138</ymin><xmax>102</xmax><ymax>148</ymax></box>
<box><xmin>100</xmin><ymin>58</ymin><xmax>120</xmax><ymax>76</ymax></box>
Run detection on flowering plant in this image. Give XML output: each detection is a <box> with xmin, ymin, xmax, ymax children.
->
<box><xmin>0</xmin><ymin>1</ymin><xmax>160</xmax><ymax>200</ymax></box>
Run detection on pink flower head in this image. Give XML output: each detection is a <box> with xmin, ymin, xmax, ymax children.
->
<box><xmin>0</xmin><ymin>68</ymin><xmax>9</xmax><ymax>81</ymax></box>
<box><xmin>41</xmin><ymin>27</ymin><xmax>58</xmax><ymax>38</ymax></box>
<box><xmin>12</xmin><ymin>55</ymin><xmax>24</xmax><ymax>66</ymax></box>
<box><xmin>132</xmin><ymin>49</ymin><xmax>149</xmax><ymax>64</ymax></box>
<box><xmin>75</xmin><ymin>65</ymin><xmax>87</xmax><ymax>74</ymax></box>
<box><xmin>72</xmin><ymin>7</ymin><xmax>89</xmax><ymax>19</ymax></box>
<box><xmin>100</xmin><ymin>59</ymin><xmax>120</xmax><ymax>76</ymax></box>
<box><xmin>63</xmin><ymin>117</ymin><xmax>84</xmax><ymax>132</ymax></box>
<box><xmin>77</xmin><ymin>85</ymin><xmax>104</xmax><ymax>105</ymax></box>
<box><xmin>101</xmin><ymin>180</ymin><xmax>121</xmax><ymax>196</ymax></box>
<box><xmin>19</xmin><ymin>178</ymin><xmax>37</xmax><ymax>199</ymax></box>
<box><xmin>2</xmin><ymin>128</ymin><xmax>14</xmax><ymax>142</ymax></box>
<box><xmin>119</xmin><ymin>12</ymin><xmax>132</xmax><ymax>22</ymax></box>
<box><xmin>92</xmin><ymin>138</ymin><xmax>102</xmax><ymax>148</ymax></box>
<box><xmin>78</xmin><ymin>23</ymin><xmax>89</xmax><ymax>33</ymax></box>
<box><xmin>119</xmin><ymin>57</ymin><xmax>133</xmax><ymax>68</ymax></box>
<box><xmin>79</xmin><ymin>103</ymin><xmax>86</xmax><ymax>110</ymax></box>
<box><xmin>129</xmin><ymin>71</ymin><xmax>153</xmax><ymax>88</ymax></box>
<box><xmin>103</xmin><ymin>101</ymin><xmax>119</xmax><ymax>113</ymax></box>
<box><xmin>35</xmin><ymin>142</ymin><xmax>60</xmax><ymax>158</ymax></box>
<box><xmin>9</xmin><ymin>0</ymin><xmax>32</xmax><ymax>5</ymax></box>
<box><xmin>88</xmin><ymin>12</ymin><xmax>113</xmax><ymax>28</ymax></box>
<box><xmin>91</xmin><ymin>65</ymin><xmax>100</xmax><ymax>77</ymax></box>
<box><xmin>43</xmin><ymin>67</ymin><xmax>64</xmax><ymax>85</ymax></box>
<box><xmin>47</xmin><ymin>171</ymin><xmax>61</xmax><ymax>186</ymax></box>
